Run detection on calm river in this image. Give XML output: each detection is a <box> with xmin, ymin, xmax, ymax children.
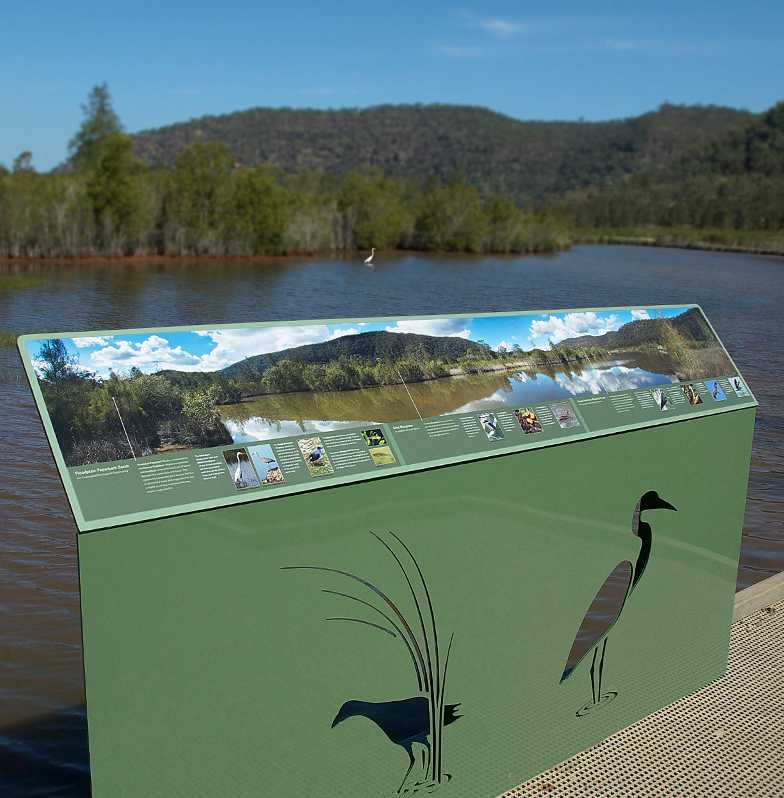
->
<box><xmin>220</xmin><ymin>351</ymin><xmax>680</xmax><ymax>441</ymax></box>
<box><xmin>1</xmin><ymin>245</ymin><xmax>782</xmax><ymax>795</ymax></box>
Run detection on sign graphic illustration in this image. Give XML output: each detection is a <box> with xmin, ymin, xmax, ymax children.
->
<box><xmin>559</xmin><ymin>491</ymin><xmax>677</xmax><ymax>716</ymax></box>
<box><xmin>284</xmin><ymin>531</ymin><xmax>460</xmax><ymax>794</ymax></box>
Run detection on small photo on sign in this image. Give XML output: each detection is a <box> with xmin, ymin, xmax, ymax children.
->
<box><xmin>681</xmin><ymin>384</ymin><xmax>703</xmax><ymax>406</ymax></box>
<box><xmin>248</xmin><ymin>443</ymin><xmax>285</xmax><ymax>486</ymax></box>
<box><xmin>728</xmin><ymin>376</ymin><xmax>750</xmax><ymax>397</ymax></box>
<box><xmin>550</xmin><ymin>402</ymin><xmax>579</xmax><ymax>429</ymax></box>
<box><xmin>479</xmin><ymin>412</ymin><xmax>504</xmax><ymax>441</ymax></box>
<box><xmin>706</xmin><ymin>379</ymin><xmax>727</xmax><ymax>402</ymax></box>
<box><xmin>223</xmin><ymin>447</ymin><xmax>261</xmax><ymax>490</ymax></box>
<box><xmin>362</xmin><ymin>428</ymin><xmax>396</xmax><ymax>467</ymax></box>
<box><xmin>297</xmin><ymin>436</ymin><xmax>334</xmax><ymax>477</ymax></box>
<box><xmin>651</xmin><ymin>387</ymin><xmax>669</xmax><ymax>411</ymax></box>
<box><xmin>515</xmin><ymin>407</ymin><xmax>543</xmax><ymax>434</ymax></box>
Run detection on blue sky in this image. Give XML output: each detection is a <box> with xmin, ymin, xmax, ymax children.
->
<box><xmin>26</xmin><ymin>307</ymin><xmax>686</xmax><ymax>377</ymax></box>
<box><xmin>3</xmin><ymin>2</ymin><xmax>782</xmax><ymax>170</ymax></box>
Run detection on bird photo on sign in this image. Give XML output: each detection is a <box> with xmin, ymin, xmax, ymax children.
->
<box><xmin>297</xmin><ymin>435</ymin><xmax>335</xmax><ymax>477</ymax></box>
<box><xmin>222</xmin><ymin>447</ymin><xmax>260</xmax><ymax>490</ymax></box>
<box><xmin>728</xmin><ymin>376</ymin><xmax>750</xmax><ymax>397</ymax></box>
<box><xmin>248</xmin><ymin>442</ymin><xmax>284</xmax><ymax>485</ymax></box>
<box><xmin>479</xmin><ymin>412</ymin><xmax>504</xmax><ymax>441</ymax></box>
<box><xmin>708</xmin><ymin>379</ymin><xmax>727</xmax><ymax>402</ymax></box>
<box><xmin>681</xmin><ymin>384</ymin><xmax>703</xmax><ymax>406</ymax></box>
<box><xmin>283</xmin><ymin>530</ymin><xmax>461</xmax><ymax>795</ymax></box>
<box><xmin>515</xmin><ymin>407</ymin><xmax>543</xmax><ymax>434</ymax></box>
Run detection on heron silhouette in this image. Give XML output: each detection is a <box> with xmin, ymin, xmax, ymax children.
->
<box><xmin>559</xmin><ymin>490</ymin><xmax>677</xmax><ymax>712</ymax></box>
<box><xmin>332</xmin><ymin>697</ymin><xmax>461</xmax><ymax>793</ymax></box>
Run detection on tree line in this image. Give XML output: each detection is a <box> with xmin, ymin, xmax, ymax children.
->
<box><xmin>0</xmin><ymin>86</ymin><xmax>570</xmax><ymax>259</ymax></box>
<box><xmin>36</xmin><ymin>339</ymin><xmax>231</xmax><ymax>466</ymax></box>
<box><xmin>547</xmin><ymin>102</ymin><xmax>784</xmax><ymax>249</ymax></box>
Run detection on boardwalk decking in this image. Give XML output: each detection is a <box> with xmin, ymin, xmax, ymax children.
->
<box><xmin>502</xmin><ymin>577</ymin><xmax>784</xmax><ymax>797</ymax></box>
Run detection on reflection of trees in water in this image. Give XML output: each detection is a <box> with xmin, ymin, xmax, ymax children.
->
<box><xmin>220</xmin><ymin>346</ymin><xmax>732</xmax><ymax>428</ymax></box>
<box><xmin>223</xmin><ymin>372</ymin><xmax>514</xmax><ymax>424</ymax></box>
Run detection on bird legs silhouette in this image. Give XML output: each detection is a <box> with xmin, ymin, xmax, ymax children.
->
<box><xmin>399</xmin><ymin>741</ymin><xmax>432</xmax><ymax>794</ymax></box>
<box><xmin>398</xmin><ymin>745</ymin><xmax>416</xmax><ymax>794</ymax></box>
<box><xmin>589</xmin><ymin>638</ymin><xmax>608</xmax><ymax>704</ymax></box>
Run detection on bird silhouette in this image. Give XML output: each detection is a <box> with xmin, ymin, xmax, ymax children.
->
<box><xmin>559</xmin><ymin>490</ymin><xmax>677</xmax><ymax>711</ymax></box>
<box><xmin>364</xmin><ymin>247</ymin><xmax>376</xmax><ymax>264</ymax></box>
<box><xmin>332</xmin><ymin>697</ymin><xmax>461</xmax><ymax>793</ymax></box>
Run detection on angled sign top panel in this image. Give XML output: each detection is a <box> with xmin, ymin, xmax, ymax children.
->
<box><xmin>19</xmin><ymin>304</ymin><xmax>756</xmax><ymax>531</ymax></box>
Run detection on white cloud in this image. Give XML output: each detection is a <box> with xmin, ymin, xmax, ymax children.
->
<box><xmin>89</xmin><ymin>335</ymin><xmax>202</xmax><ymax>375</ymax></box>
<box><xmin>495</xmin><ymin>340</ymin><xmax>511</xmax><ymax>351</ymax></box>
<box><xmin>479</xmin><ymin>18</ymin><xmax>526</xmax><ymax>37</ymax></box>
<box><xmin>73</xmin><ymin>336</ymin><xmax>111</xmax><ymax>348</ymax></box>
<box><xmin>384</xmin><ymin>319</ymin><xmax>471</xmax><ymax>339</ymax></box>
<box><xmin>194</xmin><ymin>325</ymin><xmax>333</xmax><ymax>371</ymax></box>
<box><xmin>329</xmin><ymin>327</ymin><xmax>361</xmax><ymax>340</ymax></box>
<box><xmin>529</xmin><ymin>312</ymin><xmax>620</xmax><ymax>348</ymax></box>
<box><xmin>631</xmin><ymin>309</ymin><xmax>650</xmax><ymax>320</ymax></box>
<box><xmin>555</xmin><ymin>366</ymin><xmax>678</xmax><ymax>396</ymax></box>
<box><xmin>32</xmin><ymin>357</ymin><xmax>96</xmax><ymax>379</ymax></box>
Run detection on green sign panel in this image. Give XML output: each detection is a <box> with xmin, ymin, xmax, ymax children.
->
<box><xmin>20</xmin><ymin>305</ymin><xmax>755</xmax><ymax>532</ymax></box>
<box><xmin>21</xmin><ymin>305</ymin><xmax>756</xmax><ymax>796</ymax></box>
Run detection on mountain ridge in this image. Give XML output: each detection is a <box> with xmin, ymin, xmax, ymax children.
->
<box><xmin>157</xmin><ymin>330</ymin><xmax>492</xmax><ymax>386</ymax></box>
<box><xmin>559</xmin><ymin>308</ymin><xmax>714</xmax><ymax>349</ymax></box>
<box><xmin>131</xmin><ymin>102</ymin><xmax>753</xmax><ymax>202</ymax></box>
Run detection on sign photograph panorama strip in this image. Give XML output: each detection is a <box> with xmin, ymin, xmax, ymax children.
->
<box><xmin>19</xmin><ymin>305</ymin><xmax>756</xmax><ymax>531</ymax></box>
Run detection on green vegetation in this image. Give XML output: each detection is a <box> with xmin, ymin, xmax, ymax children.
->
<box><xmin>551</xmin><ymin>102</ymin><xmax>784</xmax><ymax>254</ymax></box>
<box><xmin>131</xmin><ymin>102</ymin><xmax>751</xmax><ymax>202</ymax></box>
<box><xmin>2</xmin><ymin>86</ymin><xmax>781</xmax><ymax>259</ymax></box>
<box><xmin>36</xmin><ymin>340</ymin><xmax>232</xmax><ymax>466</ymax></box>
<box><xmin>0</xmin><ymin>87</ymin><xmax>568</xmax><ymax>258</ymax></box>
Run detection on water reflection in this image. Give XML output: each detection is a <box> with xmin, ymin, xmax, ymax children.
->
<box><xmin>219</xmin><ymin>355</ymin><xmax>678</xmax><ymax>442</ymax></box>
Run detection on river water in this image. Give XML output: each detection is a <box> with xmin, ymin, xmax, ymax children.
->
<box><xmin>219</xmin><ymin>352</ymin><xmax>682</xmax><ymax>441</ymax></box>
<box><xmin>1</xmin><ymin>245</ymin><xmax>782</xmax><ymax>795</ymax></box>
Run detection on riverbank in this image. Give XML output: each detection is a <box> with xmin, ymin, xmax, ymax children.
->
<box><xmin>0</xmin><ymin>242</ymin><xmax>570</xmax><ymax>265</ymax></box>
<box><xmin>576</xmin><ymin>227</ymin><xmax>784</xmax><ymax>257</ymax></box>
<box><xmin>224</xmin><ymin>352</ymin><xmax>603</xmax><ymax>407</ymax></box>
<box><xmin>2</xmin><ymin>231</ymin><xmax>783</xmax><ymax>263</ymax></box>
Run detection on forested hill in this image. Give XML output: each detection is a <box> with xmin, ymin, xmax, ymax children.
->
<box><xmin>559</xmin><ymin>308</ymin><xmax>713</xmax><ymax>350</ymax></box>
<box><xmin>554</xmin><ymin>102</ymin><xmax>784</xmax><ymax>233</ymax></box>
<box><xmin>221</xmin><ymin>330</ymin><xmax>491</xmax><ymax>379</ymax></box>
<box><xmin>131</xmin><ymin>103</ymin><xmax>751</xmax><ymax>202</ymax></box>
<box><xmin>158</xmin><ymin>330</ymin><xmax>492</xmax><ymax>386</ymax></box>
<box><xmin>678</xmin><ymin>101</ymin><xmax>784</xmax><ymax>178</ymax></box>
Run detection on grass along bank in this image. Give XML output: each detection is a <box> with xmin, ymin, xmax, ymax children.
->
<box><xmin>576</xmin><ymin>227</ymin><xmax>784</xmax><ymax>257</ymax></box>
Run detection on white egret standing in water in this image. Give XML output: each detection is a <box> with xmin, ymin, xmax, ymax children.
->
<box><xmin>364</xmin><ymin>247</ymin><xmax>375</xmax><ymax>264</ymax></box>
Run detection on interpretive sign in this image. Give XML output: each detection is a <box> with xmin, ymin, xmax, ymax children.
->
<box><xmin>19</xmin><ymin>305</ymin><xmax>756</xmax><ymax>531</ymax></box>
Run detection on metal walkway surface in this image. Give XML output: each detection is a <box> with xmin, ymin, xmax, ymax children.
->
<box><xmin>502</xmin><ymin>596</ymin><xmax>784</xmax><ymax>797</ymax></box>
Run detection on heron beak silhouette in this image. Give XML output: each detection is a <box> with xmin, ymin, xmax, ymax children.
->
<box><xmin>331</xmin><ymin>713</ymin><xmax>343</xmax><ymax>728</ymax></box>
<box><xmin>654</xmin><ymin>498</ymin><xmax>677</xmax><ymax>512</ymax></box>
